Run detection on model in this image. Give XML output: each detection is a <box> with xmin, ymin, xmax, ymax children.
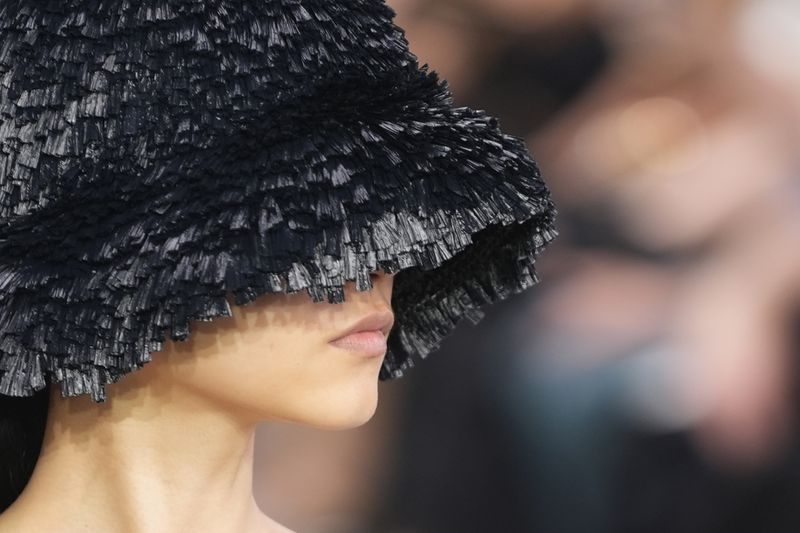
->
<box><xmin>0</xmin><ymin>0</ymin><xmax>557</xmax><ymax>531</ymax></box>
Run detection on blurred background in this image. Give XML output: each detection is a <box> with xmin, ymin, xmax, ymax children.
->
<box><xmin>253</xmin><ymin>0</ymin><xmax>800</xmax><ymax>531</ymax></box>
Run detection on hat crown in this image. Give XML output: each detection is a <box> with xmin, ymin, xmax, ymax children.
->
<box><xmin>0</xmin><ymin>0</ymin><xmax>415</xmax><ymax>222</ymax></box>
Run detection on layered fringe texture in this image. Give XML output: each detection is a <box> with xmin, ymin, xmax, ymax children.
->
<box><xmin>0</xmin><ymin>0</ymin><xmax>557</xmax><ymax>402</ymax></box>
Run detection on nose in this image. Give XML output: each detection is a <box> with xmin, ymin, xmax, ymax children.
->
<box><xmin>371</xmin><ymin>269</ymin><xmax>393</xmax><ymax>280</ymax></box>
<box><xmin>371</xmin><ymin>269</ymin><xmax>394</xmax><ymax>286</ymax></box>
<box><xmin>342</xmin><ymin>269</ymin><xmax>394</xmax><ymax>304</ymax></box>
<box><xmin>372</xmin><ymin>270</ymin><xmax>395</xmax><ymax>302</ymax></box>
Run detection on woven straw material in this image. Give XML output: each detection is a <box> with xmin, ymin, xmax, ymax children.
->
<box><xmin>0</xmin><ymin>0</ymin><xmax>557</xmax><ymax>402</ymax></box>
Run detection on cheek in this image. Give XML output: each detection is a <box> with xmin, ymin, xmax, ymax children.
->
<box><xmin>174</xmin><ymin>319</ymin><xmax>382</xmax><ymax>426</ymax></box>
<box><xmin>181</xmin><ymin>322</ymin><xmax>322</xmax><ymax>400</ymax></box>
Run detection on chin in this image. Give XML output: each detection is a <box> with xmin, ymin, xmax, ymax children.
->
<box><xmin>270</xmin><ymin>373</ymin><xmax>382</xmax><ymax>430</ymax></box>
<box><xmin>311</xmin><ymin>378</ymin><xmax>381</xmax><ymax>430</ymax></box>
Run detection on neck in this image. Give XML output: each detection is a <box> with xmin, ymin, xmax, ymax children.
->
<box><xmin>0</xmin><ymin>374</ymin><xmax>292</xmax><ymax>532</ymax></box>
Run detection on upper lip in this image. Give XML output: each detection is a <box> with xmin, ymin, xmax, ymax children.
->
<box><xmin>330</xmin><ymin>309</ymin><xmax>395</xmax><ymax>341</ymax></box>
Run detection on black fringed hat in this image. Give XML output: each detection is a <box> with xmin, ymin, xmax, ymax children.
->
<box><xmin>0</xmin><ymin>0</ymin><xmax>557</xmax><ymax>402</ymax></box>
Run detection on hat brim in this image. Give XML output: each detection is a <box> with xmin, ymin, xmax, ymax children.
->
<box><xmin>0</xmin><ymin>63</ymin><xmax>556</xmax><ymax>402</ymax></box>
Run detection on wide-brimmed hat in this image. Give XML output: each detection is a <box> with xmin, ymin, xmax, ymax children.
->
<box><xmin>0</xmin><ymin>0</ymin><xmax>557</xmax><ymax>402</ymax></box>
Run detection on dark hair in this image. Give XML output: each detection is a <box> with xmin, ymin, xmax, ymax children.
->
<box><xmin>0</xmin><ymin>387</ymin><xmax>49</xmax><ymax>513</ymax></box>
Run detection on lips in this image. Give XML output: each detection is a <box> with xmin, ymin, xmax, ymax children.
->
<box><xmin>330</xmin><ymin>309</ymin><xmax>395</xmax><ymax>342</ymax></box>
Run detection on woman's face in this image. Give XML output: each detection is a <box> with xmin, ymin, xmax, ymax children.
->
<box><xmin>133</xmin><ymin>271</ymin><xmax>396</xmax><ymax>429</ymax></box>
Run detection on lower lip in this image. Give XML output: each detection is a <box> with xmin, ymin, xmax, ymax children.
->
<box><xmin>329</xmin><ymin>330</ymin><xmax>387</xmax><ymax>356</ymax></box>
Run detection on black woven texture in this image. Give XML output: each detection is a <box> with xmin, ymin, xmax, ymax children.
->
<box><xmin>0</xmin><ymin>0</ymin><xmax>557</xmax><ymax>402</ymax></box>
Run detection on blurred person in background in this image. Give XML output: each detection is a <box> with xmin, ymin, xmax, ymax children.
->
<box><xmin>254</xmin><ymin>0</ymin><xmax>800</xmax><ymax>532</ymax></box>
